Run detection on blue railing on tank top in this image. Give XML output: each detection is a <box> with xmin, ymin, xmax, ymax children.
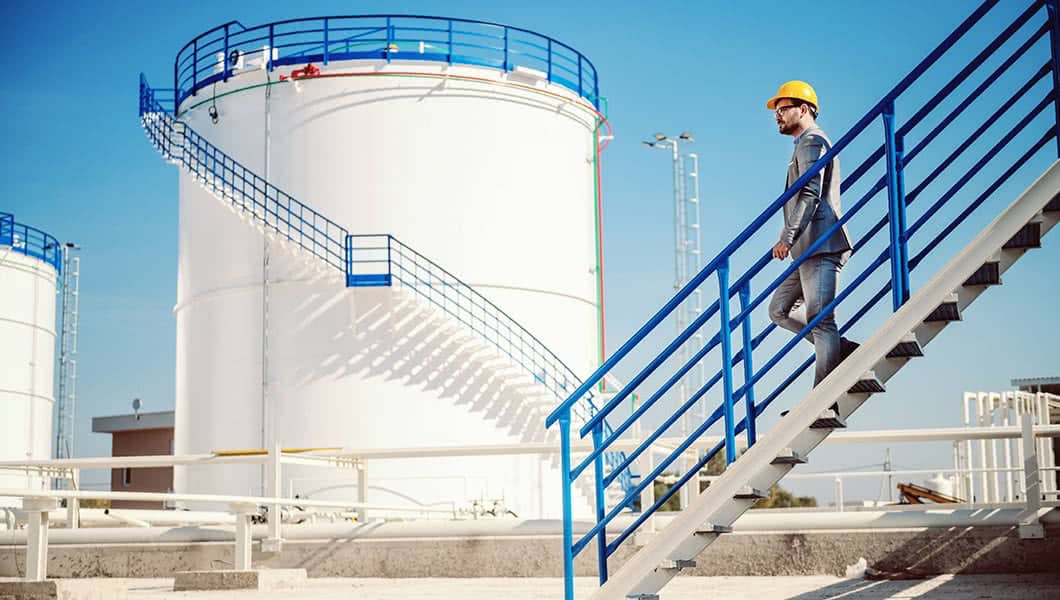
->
<box><xmin>0</xmin><ymin>212</ymin><xmax>62</xmax><ymax>273</ymax></box>
<box><xmin>172</xmin><ymin>15</ymin><xmax>600</xmax><ymax>110</ymax></box>
<box><xmin>545</xmin><ymin>0</ymin><xmax>1060</xmax><ymax>593</ymax></box>
<box><xmin>138</xmin><ymin>75</ymin><xmax>634</xmax><ymax>495</ymax></box>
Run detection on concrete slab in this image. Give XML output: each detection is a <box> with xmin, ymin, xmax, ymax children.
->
<box><xmin>0</xmin><ymin>578</ymin><xmax>127</xmax><ymax>600</ymax></box>
<box><xmin>122</xmin><ymin>574</ymin><xmax>1060</xmax><ymax>599</ymax></box>
<box><xmin>172</xmin><ymin>569</ymin><xmax>307</xmax><ymax>591</ymax></box>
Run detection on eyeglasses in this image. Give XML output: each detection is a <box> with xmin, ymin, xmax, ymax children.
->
<box><xmin>774</xmin><ymin>104</ymin><xmax>802</xmax><ymax>116</ymax></box>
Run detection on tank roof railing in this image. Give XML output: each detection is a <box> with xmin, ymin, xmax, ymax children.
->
<box><xmin>0</xmin><ymin>211</ymin><xmax>62</xmax><ymax>273</ymax></box>
<box><xmin>172</xmin><ymin>15</ymin><xmax>599</xmax><ymax>110</ymax></box>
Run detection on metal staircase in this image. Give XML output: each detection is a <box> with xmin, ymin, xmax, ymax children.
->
<box><xmin>137</xmin><ymin>75</ymin><xmax>635</xmax><ymax>504</ymax></box>
<box><xmin>545</xmin><ymin>0</ymin><xmax>1060</xmax><ymax>598</ymax></box>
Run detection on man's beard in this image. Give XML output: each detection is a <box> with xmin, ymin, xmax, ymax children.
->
<box><xmin>778</xmin><ymin>120</ymin><xmax>797</xmax><ymax>135</ymax></box>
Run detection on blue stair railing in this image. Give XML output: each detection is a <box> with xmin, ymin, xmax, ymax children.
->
<box><xmin>545</xmin><ymin>0</ymin><xmax>1060</xmax><ymax>596</ymax></box>
<box><xmin>0</xmin><ymin>212</ymin><xmax>62</xmax><ymax>273</ymax></box>
<box><xmin>171</xmin><ymin>15</ymin><xmax>599</xmax><ymax>112</ymax></box>
<box><xmin>138</xmin><ymin>75</ymin><xmax>633</xmax><ymax>497</ymax></box>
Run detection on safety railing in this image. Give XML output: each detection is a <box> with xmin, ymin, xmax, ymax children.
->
<box><xmin>172</xmin><ymin>15</ymin><xmax>599</xmax><ymax>110</ymax></box>
<box><xmin>138</xmin><ymin>76</ymin><xmax>633</xmax><ymax>496</ymax></box>
<box><xmin>0</xmin><ymin>212</ymin><xmax>62</xmax><ymax>273</ymax></box>
<box><xmin>545</xmin><ymin>0</ymin><xmax>1060</xmax><ymax>592</ymax></box>
<box><xmin>346</xmin><ymin>234</ymin><xmax>633</xmax><ymax>494</ymax></box>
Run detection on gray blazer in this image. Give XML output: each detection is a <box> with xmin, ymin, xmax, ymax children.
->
<box><xmin>781</xmin><ymin>126</ymin><xmax>853</xmax><ymax>261</ymax></box>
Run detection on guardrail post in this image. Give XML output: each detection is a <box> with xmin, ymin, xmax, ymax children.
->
<box><xmin>323</xmin><ymin>18</ymin><xmax>330</xmax><ymax>66</ymax></box>
<box><xmin>386</xmin><ymin>17</ymin><xmax>393</xmax><ymax>63</ymax></box>
<box><xmin>448</xmin><ymin>21</ymin><xmax>454</xmax><ymax>64</ymax></box>
<box><xmin>503</xmin><ymin>27</ymin><xmax>509</xmax><ymax>71</ymax></box>
<box><xmin>22</xmin><ymin>497</ymin><xmax>59</xmax><ymax>581</ymax></box>
<box><xmin>738</xmin><ymin>284</ymin><xmax>757</xmax><ymax>447</ymax></box>
<box><xmin>263</xmin><ymin>444</ymin><xmax>283</xmax><ymax>553</ymax></box>
<box><xmin>386</xmin><ymin>235</ymin><xmax>393</xmax><ymax>286</ymax></box>
<box><xmin>882</xmin><ymin>100</ymin><xmax>911</xmax><ymax>310</ymax></box>
<box><xmin>558</xmin><ymin>409</ymin><xmax>575</xmax><ymax>600</ymax></box>
<box><xmin>67</xmin><ymin>468</ymin><xmax>80</xmax><ymax>529</ymax></box>
<box><xmin>1019</xmin><ymin>407</ymin><xmax>1045</xmax><ymax>538</ymax></box>
<box><xmin>547</xmin><ymin>39</ymin><xmax>553</xmax><ymax>83</ymax></box>
<box><xmin>356</xmin><ymin>461</ymin><xmax>368</xmax><ymax>522</ymax></box>
<box><xmin>717</xmin><ymin>258</ymin><xmax>737</xmax><ymax>464</ymax></box>
<box><xmin>1046</xmin><ymin>0</ymin><xmax>1060</xmax><ymax>157</ymax></box>
<box><xmin>268</xmin><ymin>25</ymin><xmax>275</xmax><ymax>72</ymax></box>
<box><xmin>591</xmin><ymin>423</ymin><xmax>608</xmax><ymax>584</ymax></box>
<box><xmin>192</xmin><ymin>38</ymin><xmax>198</xmax><ymax>96</ymax></box>
<box><xmin>231</xmin><ymin>502</ymin><xmax>257</xmax><ymax>570</ymax></box>
<box><xmin>223</xmin><ymin>24</ymin><xmax>230</xmax><ymax>82</ymax></box>
<box><xmin>344</xmin><ymin>234</ymin><xmax>354</xmax><ymax>286</ymax></box>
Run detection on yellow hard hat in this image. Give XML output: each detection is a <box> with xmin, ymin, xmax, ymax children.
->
<box><xmin>766</xmin><ymin>80</ymin><xmax>819</xmax><ymax>112</ymax></box>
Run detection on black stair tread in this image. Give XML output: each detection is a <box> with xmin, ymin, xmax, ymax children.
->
<box><xmin>811</xmin><ymin>409</ymin><xmax>847</xmax><ymax>429</ymax></box>
<box><xmin>962</xmin><ymin>261</ymin><xmax>1001</xmax><ymax>287</ymax></box>
<box><xmin>695</xmin><ymin>523</ymin><xmax>733</xmax><ymax>535</ymax></box>
<box><xmin>849</xmin><ymin>371</ymin><xmax>885</xmax><ymax>394</ymax></box>
<box><xmin>1044</xmin><ymin>193</ymin><xmax>1060</xmax><ymax>212</ymax></box>
<box><xmin>887</xmin><ymin>333</ymin><xmax>924</xmax><ymax>358</ymax></box>
<box><xmin>658</xmin><ymin>559</ymin><xmax>696</xmax><ymax>570</ymax></box>
<box><xmin>626</xmin><ymin>595</ymin><xmax>659</xmax><ymax>600</ymax></box>
<box><xmin>733</xmin><ymin>487</ymin><xmax>767</xmax><ymax>500</ymax></box>
<box><xmin>772</xmin><ymin>449</ymin><xmax>808</xmax><ymax>465</ymax></box>
<box><xmin>1003</xmin><ymin>221</ymin><xmax>1041</xmax><ymax>249</ymax></box>
<box><xmin>925</xmin><ymin>293</ymin><xmax>961</xmax><ymax>322</ymax></box>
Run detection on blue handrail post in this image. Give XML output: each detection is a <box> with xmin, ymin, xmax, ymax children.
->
<box><xmin>737</xmin><ymin>284</ymin><xmax>757</xmax><ymax>447</ymax></box>
<box><xmin>882</xmin><ymin>101</ymin><xmax>910</xmax><ymax>310</ymax></box>
<box><xmin>323</xmin><ymin>18</ymin><xmax>329</xmax><ymax>65</ymax></box>
<box><xmin>547</xmin><ymin>39</ymin><xmax>553</xmax><ymax>83</ymax></box>
<box><xmin>447</xmin><ymin>21</ymin><xmax>454</xmax><ymax>64</ymax></box>
<box><xmin>386</xmin><ymin>17</ymin><xmax>393</xmax><ymax>63</ymax></box>
<box><xmin>0</xmin><ymin>213</ymin><xmax>12</xmax><ymax>246</ymax></box>
<box><xmin>503</xmin><ymin>27</ymin><xmax>509</xmax><ymax>71</ymax></box>
<box><xmin>223</xmin><ymin>24</ymin><xmax>230</xmax><ymax>82</ymax></box>
<box><xmin>559</xmin><ymin>410</ymin><xmax>575</xmax><ymax>600</ymax></box>
<box><xmin>268</xmin><ymin>25</ymin><xmax>275</xmax><ymax>72</ymax></box>
<box><xmin>592</xmin><ymin>423</ymin><xmax>608</xmax><ymax>585</ymax></box>
<box><xmin>192</xmin><ymin>39</ymin><xmax>198</xmax><ymax>96</ymax></box>
<box><xmin>386</xmin><ymin>235</ymin><xmax>393</xmax><ymax>285</ymax></box>
<box><xmin>1046</xmin><ymin>0</ymin><xmax>1060</xmax><ymax>156</ymax></box>
<box><xmin>717</xmin><ymin>258</ymin><xmax>737</xmax><ymax>464</ymax></box>
<box><xmin>344</xmin><ymin>234</ymin><xmax>353</xmax><ymax>287</ymax></box>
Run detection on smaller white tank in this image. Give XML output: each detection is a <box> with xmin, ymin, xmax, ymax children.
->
<box><xmin>923</xmin><ymin>473</ymin><xmax>955</xmax><ymax>497</ymax></box>
<box><xmin>0</xmin><ymin>213</ymin><xmax>60</xmax><ymax>505</ymax></box>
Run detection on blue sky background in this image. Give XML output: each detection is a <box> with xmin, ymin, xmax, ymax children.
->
<box><xmin>2</xmin><ymin>0</ymin><xmax>1058</xmax><ymax>504</ymax></box>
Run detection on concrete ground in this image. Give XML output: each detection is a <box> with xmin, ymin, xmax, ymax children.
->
<box><xmin>123</xmin><ymin>574</ymin><xmax>1060</xmax><ymax>599</ymax></box>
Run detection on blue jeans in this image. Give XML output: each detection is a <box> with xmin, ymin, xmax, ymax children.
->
<box><xmin>768</xmin><ymin>253</ymin><xmax>843</xmax><ymax>386</ymax></box>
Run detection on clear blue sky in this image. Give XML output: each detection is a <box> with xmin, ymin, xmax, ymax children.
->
<box><xmin>2</xmin><ymin>1</ymin><xmax>1057</xmax><ymax>503</ymax></box>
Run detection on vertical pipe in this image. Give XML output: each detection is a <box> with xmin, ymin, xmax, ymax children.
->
<box><xmin>592</xmin><ymin>424</ymin><xmax>608</xmax><ymax>584</ymax></box>
<box><xmin>977</xmin><ymin>392</ymin><xmax>989</xmax><ymax>502</ymax></box>
<box><xmin>357</xmin><ymin>463</ymin><xmax>368</xmax><ymax>522</ymax></box>
<box><xmin>234</xmin><ymin>511</ymin><xmax>252</xmax><ymax>570</ymax></box>
<box><xmin>988</xmin><ymin>393</ymin><xmax>1001</xmax><ymax>501</ymax></box>
<box><xmin>386</xmin><ymin>17</ymin><xmax>393</xmax><ymax>63</ymax></box>
<box><xmin>1002</xmin><ymin>393</ymin><xmax>1014</xmax><ymax>502</ymax></box>
<box><xmin>895</xmin><ymin>134</ymin><xmax>911</xmax><ymax>302</ymax></box>
<box><xmin>882</xmin><ymin>101</ymin><xmax>908</xmax><ymax>310</ymax></box>
<box><xmin>559</xmin><ymin>412</ymin><xmax>575</xmax><ymax>600</ymax></box>
<box><xmin>502</xmin><ymin>27</ymin><xmax>508</xmax><ymax>71</ymax></box>
<box><xmin>835</xmin><ymin>478</ymin><xmax>844</xmax><ymax>512</ymax></box>
<box><xmin>448</xmin><ymin>21</ymin><xmax>454</xmax><ymax>64</ymax></box>
<box><xmin>717</xmin><ymin>258</ymin><xmax>737</xmax><ymax>464</ymax></box>
<box><xmin>738</xmin><ymin>284</ymin><xmax>757</xmax><ymax>447</ymax></box>
<box><xmin>1016</xmin><ymin>393</ymin><xmax>1027</xmax><ymax>499</ymax></box>
<box><xmin>386</xmin><ymin>235</ymin><xmax>393</xmax><ymax>286</ymax></box>
<box><xmin>344</xmin><ymin>234</ymin><xmax>353</xmax><ymax>286</ymax></box>
<box><xmin>1045</xmin><ymin>0</ymin><xmax>1060</xmax><ymax>156</ymax></box>
<box><xmin>25</xmin><ymin>510</ymin><xmax>47</xmax><ymax>581</ymax></box>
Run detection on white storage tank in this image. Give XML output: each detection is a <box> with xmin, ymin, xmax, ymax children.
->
<box><xmin>0</xmin><ymin>213</ymin><xmax>59</xmax><ymax>504</ymax></box>
<box><xmin>168</xmin><ymin>17</ymin><xmax>604</xmax><ymax>517</ymax></box>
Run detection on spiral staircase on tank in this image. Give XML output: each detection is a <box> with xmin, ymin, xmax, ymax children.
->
<box><xmin>138</xmin><ymin>71</ymin><xmax>634</xmax><ymax>510</ymax></box>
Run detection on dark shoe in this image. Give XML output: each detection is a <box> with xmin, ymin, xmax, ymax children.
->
<box><xmin>840</xmin><ymin>338</ymin><xmax>860</xmax><ymax>362</ymax></box>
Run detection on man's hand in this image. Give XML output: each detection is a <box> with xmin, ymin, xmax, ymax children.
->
<box><xmin>772</xmin><ymin>241</ymin><xmax>791</xmax><ymax>260</ymax></box>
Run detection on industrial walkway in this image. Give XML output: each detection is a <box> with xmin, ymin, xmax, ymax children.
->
<box><xmin>125</xmin><ymin>574</ymin><xmax>1060</xmax><ymax>599</ymax></box>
